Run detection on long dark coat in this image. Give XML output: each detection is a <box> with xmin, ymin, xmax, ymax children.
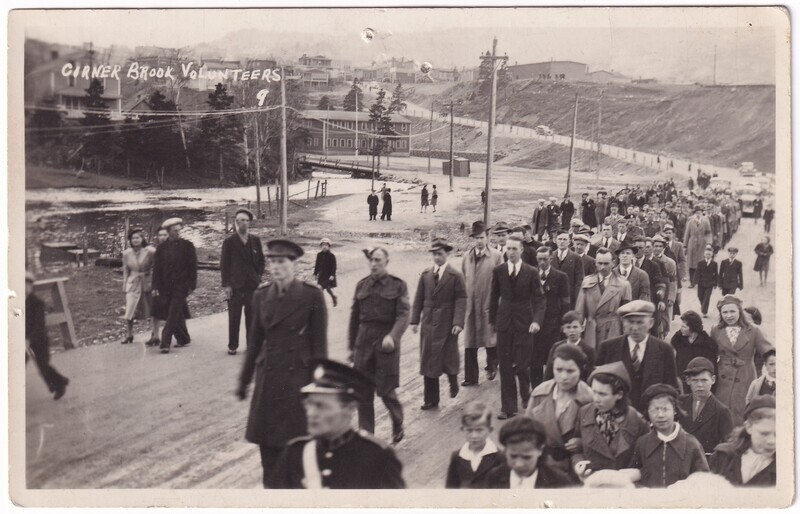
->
<box><xmin>240</xmin><ymin>279</ymin><xmax>328</xmax><ymax>447</ymax></box>
<box><xmin>581</xmin><ymin>199</ymin><xmax>597</xmax><ymax>227</ymax></box>
<box><xmin>550</xmin><ymin>250</ymin><xmax>585</xmax><ymax>308</ymax></box>
<box><xmin>152</xmin><ymin>238</ymin><xmax>197</xmax><ymax>294</ymax></box>
<box><xmin>708</xmin><ymin>441</ymin><xmax>776</xmax><ymax>487</ymax></box>
<box><xmin>410</xmin><ymin>264</ymin><xmax>467</xmax><ymax>378</ymax></box>
<box><xmin>670</xmin><ymin>330</ymin><xmax>718</xmax><ymax>381</ymax></box>
<box><xmin>677</xmin><ymin>393</ymin><xmax>734</xmax><ymax>454</ymax></box>
<box><xmin>382</xmin><ymin>192</ymin><xmax>393</xmax><ymax>216</ymax></box>
<box><xmin>314</xmin><ymin>250</ymin><xmax>337</xmax><ymax>288</ymax></box>
<box><xmin>571</xmin><ymin>404</ymin><xmax>650</xmax><ymax>472</ymax></box>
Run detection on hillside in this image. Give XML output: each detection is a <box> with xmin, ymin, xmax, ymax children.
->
<box><xmin>408</xmin><ymin>81</ymin><xmax>776</xmax><ymax>172</ymax></box>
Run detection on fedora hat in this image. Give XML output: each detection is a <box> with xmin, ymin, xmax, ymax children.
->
<box><xmin>428</xmin><ymin>238</ymin><xmax>453</xmax><ymax>253</ymax></box>
<box><xmin>469</xmin><ymin>220</ymin><xmax>487</xmax><ymax>237</ymax></box>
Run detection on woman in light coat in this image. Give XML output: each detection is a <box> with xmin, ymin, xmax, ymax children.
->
<box><xmin>121</xmin><ymin>228</ymin><xmax>158</xmax><ymax>345</ymax></box>
<box><xmin>709</xmin><ymin>295</ymin><xmax>773</xmax><ymax>425</ymax></box>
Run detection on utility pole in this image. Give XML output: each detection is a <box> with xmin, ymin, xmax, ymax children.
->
<box><xmin>254</xmin><ymin>116</ymin><xmax>262</xmax><ymax>219</ymax></box>
<box><xmin>427</xmin><ymin>100</ymin><xmax>433</xmax><ymax>174</ymax></box>
<box><xmin>448</xmin><ymin>101</ymin><xmax>454</xmax><ymax>192</ymax></box>
<box><xmin>713</xmin><ymin>44</ymin><xmax>717</xmax><ymax>85</ymax></box>
<box><xmin>596</xmin><ymin>90</ymin><xmax>603</xmax><ymax>189</ymax></box>
<box><xmin>483</xmin><ymin>37</ymin><xmax>507</xmax><ymax>227</ymax></box>
<box><xmin>323</xmin><ymin>104</ymin><xmax>329</xmax><ymax>157</ymax></box>
<box><xmin>355</xmin><ymin>89</ymin><xmax>359</xmax><ymax>157</ymax></box>
<box><xmin>566</xmin><ymin>92</ymin><xmax>579</xmax><ymax>197</ymax></box>
<box><xmin>279</xmin><ymin>67</ymin><xmax>289</xmax><ymax>235</ymax></box>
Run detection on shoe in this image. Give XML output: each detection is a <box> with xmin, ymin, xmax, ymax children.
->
<box><xmin>461</xmin><ymin>380</ymin><xmax>478</xmax><ymax>387</ymax></box>
<box><xmin>121</xmin><ymin>335</ymin><xmax>133</xmax><ymax>345</ymax></box>
<box><xmin>176</xmin><ymin>340</ymin><xmax>191</xmax><ymax>347</ymax></box>
<box><xmin>420</xmin><ymin>402</ymin><xmax>438</xmax><ymax>410</ymax></box>
<box><xmin>145</xmin><ymin>337</ymin><xmax>160</xmax><ymax>347</ymax></box>
<box><xmin>497</xmin><ymin>411</ymin><xmax>516</xmax><ymax>420</ymax></box>
<box><xmin>53</xmin><ymin>378</ymin><xmax>69</xmax><ymax>400</ymax></box>
<box><xmin>160</xmin><ymin>347</ymin><xmax>170</xmax><ymax>354</ymax></box>
<box><xmin>392</xmin><ymin>426</ymin><xmax>404</xmax><ymax>445</ymax></box>
<box><xmin>449</xmin><ymin>382</ymin><xmax>459</xmax><ymax>399</ymax></box>
<box><xmin>332</xmin><ymin>295</ymin><xmax>338</xmax><ymax>307</ymax></box>
<box><xmin>487</xmin><ymin>369</ymin><xmax>497</xmax><ymax>381</ymax></box>
<box><xmin>228</xmin><ymin>349</ymin><xmax>237</xmax><ymax>355</ymax></box>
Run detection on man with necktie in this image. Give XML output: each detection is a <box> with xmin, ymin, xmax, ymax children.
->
<box><xmin>595</xmin><ymin>300</ymin><xmax>679</xmax><ymax>412</ymax></box>
<box><xmin>530</xmin><ymin>246</ymin><xmax>570</xmax><ymax>388</ymax></box>
<box><xmin>492</xmin><ymin>222</ymin><xmax>511</xmax><ymax>261</ymax></box>
<box><xmin>549</xmin><ymin>230</ymin><xmax>585</xmax><ymax>309</ymax></box>
<box><xmin>615</xmin><ymin>241</ymin><xmax>651</xmax><ymax>301</ymax></box>
<box><xmin>531</xmin><ymin>199</ymin><xmax>549</xmax><ymax>242</ymax></box>
<box><xmin>574</xmin><ymin>248</ymin><xmax>631</xmax><ymax>349</ymax></box>
<box><xmin>596</xmin><ymin>224</ymin><xmax>620</xmax><ymax>255</ymax></box>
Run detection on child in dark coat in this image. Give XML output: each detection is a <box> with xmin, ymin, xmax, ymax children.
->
<box><xmin>445</xmin><ymin>401</ymin><xmax>503</xmax><ymax>488</ymax></box>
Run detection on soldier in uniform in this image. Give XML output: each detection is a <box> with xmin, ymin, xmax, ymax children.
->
<box><xmin>349</xmin><ymin>246</ymin><xmax>410</xmax><ymax>444</ymax></box>
<box><xmin>270</xmin><ymin>358</ymin><xmax>405</xmax><ymax>489</ymax></box>
<box><xmin>151</xmin><ymin>217</ymin><xmax>197</xmax><ymax>354</ymax></box>
<box><xmin>237</xmin><ymin>240</ymin><xmax>328</xmax><ymax>488</ymax></box>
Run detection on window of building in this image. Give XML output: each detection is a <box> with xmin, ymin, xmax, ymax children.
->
<box><xmin>327</xmin><ymin>138</ymin><xmax>332</xmax><ymax>147</ymax></box>
<box><xmin>331</xmin><ymin>139</ymin><xmax>338</xmax><ymax>147</ymax></box>
<box><xmin>346</xmin><ymin>139</ymin><xmax>352</xmax><ymax>148</ymax></box>
<box><xmin>313</xmin><ymin>138</ymin><xmax>319</xmax><ymax>147</ymax></box>
<box><xmin>340</xmin><ymin>138</ymin><xmax>346</xmax><ymax>147</ymax></box>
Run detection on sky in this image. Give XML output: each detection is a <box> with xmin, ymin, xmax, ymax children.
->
<box><xmin>19</xmin><ymin>7</ymin><xmax>782</xmax><ymax>84</ymax></box>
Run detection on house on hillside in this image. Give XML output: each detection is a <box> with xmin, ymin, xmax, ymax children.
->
<box><xmin>587</xmin><ymin>69</ymin><xmax>629</xmax><ymax>84</ymax></box>
<box><xmin>377</xmin><ymin>57</ymin><xmax>419</xmax><ymax>84</ymax></box>
<box><xmin>354</xmin><ymin>67</ymin><xmax>378</xmax><ymax>81</ymax></box>
<box><xmin>430</xmin><ymin>68</ymin><xmax>457</xmax><ymax>82</ymax></box>
<box><xmin>507</xmin><ymin>60</ymin><xmax>588</xmax><ymax>82</ymax></box>
<box><xmin>298</xmin><ymin>109</ymin><xmax>411</xmax><ymax>156</ymax></box>
<box><xmin>25</xmin><ymin>50</ymin><xmax>123</xmax><ymax>120</ymax></box>
<box><xmin>299</xmin><ymin>54</ymin><xmax>333</xmax><ymax>68</ymax></box>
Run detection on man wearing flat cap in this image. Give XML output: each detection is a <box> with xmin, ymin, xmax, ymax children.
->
<box><xmin>221</xmin><ymin>207</ymin><xmax>265</xmax><ymax>355</ymax></box>
<box><xmin>411</xmin><ymin>239</ymin><xmax>467</xmax><ymax>409</ymax></box>
<box><xmin>462</xmin><ymin>221</ymin><xmax>503</xmax><ymax>386</ymax></box>
<box><xmin>270</xmin><ymin>359</ymin><xmax>405</xmax><ymax>489</ymax></box>
<box><xmin>349</xmin><ymin>246</ymin><xmax>410</xmax><ymax>443</ymax></box>
<box><xmin>677</xmin><ymin>357</ymin><xmax>734</xmax><ymax>454</ymax></box>
<box><xmin>237</xmin><ymin>239</ymin><xmax>328</xmax><ymax>488</ymax></box>
<box><xmin>595</xmin><ymin>299</ymin><xmax>679</xmax><ymax>412</ymax></box>
<box><xmin>531</xmin><ymin>199</ymin><xmax>549</xmax><ymax>242</ymax></box>
<box><xmin>152</xmin><ymin>217</ymin><xmax>197</xmax><ymax>353</ymax></box>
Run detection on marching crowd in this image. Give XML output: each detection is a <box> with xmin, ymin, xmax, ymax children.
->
<box><xmin>24</xmin><ymin>177</ymin><xmax>778</xmax><ymax>491</ymax></box>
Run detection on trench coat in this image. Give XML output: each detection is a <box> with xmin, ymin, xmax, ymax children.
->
<box><xmin>122</xmin><ymin>246</ymin><xmax>155</xmax><ymax>320</ymax></box>
<box><xmin>683</xmin><ymin>216</ymin><xmax>713</xmax><ymax>268</ymax></box>
<box><xmin>240</xmin><ymin>279</ymin><xmax>328</xmax><ymax>447</ymax></box>
<box><xmin>411</xmin><ymin>264</ymin><xmax>467</xmax><ymax>378</ymax></box>
<box><xmin>461</xmin><ymin>246</ymin><xmax>503</xmax><ymax>349</ymax></box>
<box><xmin>575</xmin><ymin>273</ymin><xmax>632</xmax><ymax>349</ymax></box>
<box><xmin>709</xmin><ymin>324</ymin><xmax>773</xmax><ymax>425</ymax></box>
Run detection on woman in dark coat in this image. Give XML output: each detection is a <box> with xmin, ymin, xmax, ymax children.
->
<box><xmin>313</xmin><ymin>238</ymin><xmax>338</xmax><ymax>306</ymax></box>
<box><xmin>420</xmin><ymin>185</ymin><xmax>429</xmax><ymax>213</ymax></box>
<box><xmin>670</xmin><ymin>310</ymin><xmax>719</xmax><ymax>391</ymax></box>
<box><xmin>709</xmin><ymin>395</ymin><xmax>775</xmax><ymax>486</ymax></box>
<box><xmin>752</xmin><ymin>198</ymin><xmax>763</xmax><ymax>221</ymax></box>
<box><xmin>753</xmin><ymin>236</ymin><xmax>773</xmax><ymax>286</ymax></box>
<box><xmin>381</xmin><ymin>189</ymin><xmax>393</xmax><ymax>221</ymax></box>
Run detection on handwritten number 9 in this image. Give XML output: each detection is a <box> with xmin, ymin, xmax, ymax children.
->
<box><xmin>256</xmin><ymin>89</ymin><xmax>269</xmax><ymax>107</ymax></box>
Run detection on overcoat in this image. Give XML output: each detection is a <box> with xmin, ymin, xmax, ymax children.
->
<box><xmin>594</xmin><ymin>199</ymin><xmax>607</xmax><ymax>227</ymax></box>
<box><xmin>677</xmin><ymin>393</ymin><xmax>734</xmax><ymax>454</ymax></box>
<box><xmin>575</xmin><ymin>273</ymin><xmax>631</xmax><ymax>349</ymax></box>
<box><xmin>708</xmin><ymin>441</ymin><xmax>776</xmax><ymax>487</ymax></box>
<box><xmin>709</xmin><ymin>324</ymin><xmax>773</xmax><ymax>424</ymax></box>
<box><xmin>550</xmin><ymin>250</ymin><xmax>585</xmax><ymax>308</ymax></box>
<box><xmin>570</xmin><ymin>404</ymin><xmax>650</xmax><ymax>472</ymax></box>
<box><xmin>683</xmin><ymin>216</ymin><xmax>713</xmax><ymax>267</ymax></box>
<box><xmin>220</xmin><ymin>233</ymin><xmax>265</xmax><ymax>290</ymax></box>
<box><xmin>313</xmin><ymin>251</ymin><xmax>338</xmax><ymax>288</ymax></box>
<box><xmin>462</xmin><ymin>246</ymin><xmax>503</xmax><ymax>349</ymax></box>
<box><xmin>631</xmin><ymin>428</ymin><xmax>710</xmax><ymax>488</ymax></box>
<box><xmin>581</xmin><ymin>198</ymin><xmax>597</xmax><ymax>227</ymax></box>
<box><xmin>410</xmin><ymin>264</ymin><xmax>467</xmax><ymax>378</ymax></box>
<box><xmin>240</xmin><ymin>279</ymin><xmax>328</xmax><ymax>447</ymax></box>
<box><xmin>122</xmin><ymin>246</ymin><xmax>155</xmax><ymax>320</ymax></box>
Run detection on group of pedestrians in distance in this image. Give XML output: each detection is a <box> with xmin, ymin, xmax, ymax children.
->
<box><xmin>24</xmin><ymin>170</ymin><xmax>778</xmax><ymax>491</ymax></box>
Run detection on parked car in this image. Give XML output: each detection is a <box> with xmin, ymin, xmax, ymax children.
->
<box><xmin>535</xmin><ymin>125</ymin><xmax>553</xmax><ymax>136</ymax></box>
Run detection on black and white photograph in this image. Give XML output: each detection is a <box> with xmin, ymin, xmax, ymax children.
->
<box><xmin>7</xmin><ymin>5</ymin><xmax>793</xmax><ymax>508</ymax></box>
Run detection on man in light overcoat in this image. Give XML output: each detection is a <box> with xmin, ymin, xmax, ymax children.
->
<box><xmin>575</xmin><ymin>248</ymin><xmax>632</xmax><ymax>349</ymax></box>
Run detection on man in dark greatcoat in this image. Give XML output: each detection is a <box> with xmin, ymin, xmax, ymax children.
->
<box><xmin>270</xmin><ymin>359</ymin><xmax>405</xmax><ymax>489</ymax></box>
<box><xmin>349</xmin><ymin>246</ymin><xmax>410</xmax><ymax>443</ymax></box>
<box><xmin>367</xmin><ymin>190</ymin><xmax>379</xmax><ymax>221</ymax></box>
<box><xmin>581</xmin><ymin>192</ymin><xmax>597</xmax><ymax>228</ymax></box>
<box><xmin>560</xmin><ymin>194</ymin><xmax>575</xmax><ymax>229</ymax></box>
<box><xmin>152</xmin><ymin>217</ymin><xmax>197</xmax><ymax>353</ymax></box>
<box><xmin>237</xmin><ymin>239</ymin><xmax>328</xmax><ymax>488</ymax></box>
<box><xmin>221</xmin><ymin>208</ymin><xmax>265</xmax><ymax>355</ymax></box>
<box><xmin>380</xmin><ymin>189</ymin><xmax>393</xmax><ymax>221</ymax></box>
<box><xmin>410</xmin><ymin>239</ymin><xmax>467</xmax><ymax>410</ymax></box>
<box><xmin>530</xmin><ymin>246</ymin><xmax>570</xmax><ymax>389</ymax></box>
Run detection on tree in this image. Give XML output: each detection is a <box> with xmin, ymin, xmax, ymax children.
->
<box><xmin>28</xmin><ymin>95</ymin><xmax>64</xmax><ymax>149</ymax></box>
<box><xmin>342</xmin><ymin>79</ymin><xmax>364</xmax><ymax>111</ymax></box>
<box><xmin>388</xmin><ymin>82</ymin><xmax>407</xmax><ymax>114</ymax></box>
<box><xmin>80</xmin><ymin>78</ymin><xmax>115</xmax><ymax>173</ymax></box>
<box><xmin>199</xmin><ymin>83</ymin><xmax>242</xmax><ymax>185</ymax></box>
<box><xmin>317</xmin><ymin>95</ymin><xmax>334</xmax><ymax>110</ymax></box>
<box><xmin>139</xmin><ymin>90</ymin><xmax>180</xmax><ymax>185</ymax></box>
<box><xmin>368</xmin><ymin>88</ymin><xmax>396</xmax><ymax>175</ymax></box>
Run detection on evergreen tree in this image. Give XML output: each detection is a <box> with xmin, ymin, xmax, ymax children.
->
<box><xmin>342</xmin><ymin>79</ymin><xmax>364</xmax><ymax>111</ymax></box>
<box><xmin>199</xmin><ymin>83</ymin><xmax>242</xmax><ymax>184</ymax></box>
<box><xmin>28</xmin><ymin>95</ymin><xmax>64</xmax><ymax>148</ymax></box>
<box><xmin>388</xmin><ymin>82</ymin><xmax>407</xmax><ymax>114</ymax></box>
<box><xmin>140</xmin><ymin>90</ymin><xmax>180</xmax><ymax>182</ymax></box>
<box><xmin>317</xmin><ymin>95</ymin><xmax>334</xmax><ymax>110</ymax></box>
<box><xmin>368</xmin><ymin>88</ymin><xmax>395</xmax><ymax>172</ymax></box>
<box><xmin>80</xmin><ymin>78</ymin><xmax>115</xmax><ymax>172</ymax></box>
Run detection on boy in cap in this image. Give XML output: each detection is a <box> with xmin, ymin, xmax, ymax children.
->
<box><xmin>237</xmin><ymin>239</ymin><xmax>329</xmax><ymax>488</ymax></box>
<box><xmin>270</xmin><ymin>359</ymin><xmax>405</xmax><ymax>489</ymax></box>
<box><xmin>152</xmin><ymin>217</ymin><xmax>197</xmax><ymax>353</ymax></box>
<box><xmin>25</xmin><ymin>271</ymin><xmax>69</xmax><ymax>400</ymax></box>
<box><xmin>718</xmin><ymin>247</ymin><xmax>743</xmax><ymax>296</ymax></box>
<box><xmin>594</xmin><ymin>299</ymin><xmax>679</xmax><ymax>412</ymax></box>
<box><xmin>475</xmin><ymin>415</ymin><xmax>574</xmax><ymax>488</ymax></box>
<box><xmin>678</xmin><ymin>357</ymin><xmax>734</xmax><ymax>454</ymax></box>
<box><xmin>461</xmin><ymin>221</ymin><xmax>503</xmax><ymax>386</ymax></box>
<box><xmin>411</xmin><ymin>239</ymin><xmax>467</xmax><ymax>409</ymax></box>
<box><xmin>221</xmin><ymin>207</ymin><xmax>265</xmax><ymax>355</ymax></box>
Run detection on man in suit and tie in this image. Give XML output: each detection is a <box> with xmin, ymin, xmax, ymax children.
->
<box><xmin>631</xmin><ymin>237</ymin><xmax>667</xmax><ymax>334</ymax></box>
<box><xmin>677</xmin><ymin>357</ymin><xmax>734</xmax><ymax>454</ymax></box>
<box><xmin>545</xmin><ymin>197</ymin><xmax>562</xmax><ymax>242</ymax></box>
<box><xmin>652</xmin><ymin>235</ymin><xmax>678</xmax><ymax>339</ymax></box>
<box><xmin>615</xmin><ymin>242</ymin><xmax>651</xmax><ymax>301</ymax></box>
<box><xmin>489</xmin><ymin>235</ymin><xmax>546</xmax><ymax>419</ymax></box>
<box><xmin>221</xmin><ymin>208</ymin><xmax>266</xmax><ymax>355</ymax></box>
<box><xmin>595</xmin><ymin>300</ymin><xmax>679</xmax><ymax>412</ymax></box>
<box><xmin>695</xmin><ymin>246</ymin><xmax>718</xmax><ymax>317</ymax></box>
<box><xmin>410</xmin><ymin>239</ymin><xmax>467</xmax><ymax>410</ymax></box>
<box><xmin>663</xmin><ymin>223</ymin><xmax>686</xmax><ymax>317</ymax></box>
<box><xmin>531</xmin><ymin>199</ymin><xmax>549</xmax><ymax>241</ymax></box>
<box><xmin>572</xmin><ymin>233</ymin><xmax>597</xmax><ymax>276</ymax></box>
<box><xmin>595</xmin><ymin>224</ymin><xmax>620</xmax><ymax>254</ymax></box>
<box><xmin>512</xmin><ymin>225</ymin><xmax>538</xmax><ymax>265</ymax></box>
<box><xmin>615</xmin><ymin>218</ymin><xmax>633</xmax><ymax>245</ymax></box>
<box><xmin>603</xmin><ymin>203</ymin><xmax>623</xmax><ymax>236</ymax></box>
<box><xmin>575</xmin><ymin>248</ymin><xmax>631</xmax><ymax>349</ymax></box>
<box><xmin>531</xmin><ymin>246</ymin><xmax>570</xmax><ymax>388</ymax></box>
<box><xmin>492</xmin><ymin>222</ymin><xmax>511</xmax><ymax>261</ymax></box>
<box><xmin>550</xmin><ymin>230</ymin><xmax>585</xmax><ymax>309</ymax></box>
<box><xmin>718</xmin><ymin>247</ymin><xmax>744</xmax><ymax>296</ymax></box>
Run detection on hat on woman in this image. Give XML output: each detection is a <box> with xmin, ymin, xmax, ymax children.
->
<box><xmin>588</xmin><ymin>361</ymin><xmax>631</xmax><ymax>391</ymax></box>
<box><xmin>319</xmin><ymin>237</ymin><xmax>332</xmax><ymax>246</ymax></box>
<box><xmin>744</xmin><ymin>395</ymin><xmax>775</xmax><ymax>419</ymax></box>
<box><xmin>716</xmin><ymin>294</ymin><xmax>742</xmax><ymax>310</ymax></box>
<box><xmin>127</xmin><ymin>227</ymin><xmax>145</xmax><ymax>240</ymax></box>
<box><xmin>641</xmin><ymin>383</ymin><xmax>679</xmax><ymax>407</ymax></box>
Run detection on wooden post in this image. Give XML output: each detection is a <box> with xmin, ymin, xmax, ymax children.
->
<box><xmin>566</xmin><ymin>92</ymin><xmax>579</xmax><ymax>197</ymax></box>
<box><xmin>307</xmin><ymin>178</ymin><xmax>312</xmax><ymax>205</ymax></box>
<box><xmin>124</xmin><ymin>216</ymin><xmax>130</xmax><ymax>250</ymax></box>
<box><xmin>82</xmin><ymin>227</ymin><xmax>88</xmax><ymax>267</ymax></box>
<box><xmin>267</xmin><ymin>186</ymin><xmax>272</xmax><ymax>216</ymax></box>
<box><xmin>225</xmin><ymin>211</ymin><xmax>229</xmax><ymax>233</ymax></box>
<box><xmin>315</xmin><ymin>180</ymin><xmax>320</xmax><ymax>199</ymax></box>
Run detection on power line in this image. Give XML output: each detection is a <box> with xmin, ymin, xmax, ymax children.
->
<box><xmin>288</xmin><ymin>106</ymin><xmax>450</xmax><ymax>139</ymax></box>
<box><xmin>25</xmin><ymin>110</ymin><xmax>234</xmax><ymax>134</ymax></box>
<box><xmin>24</xmin><ymin>103</ymin><xmax>282</xmax><ymax>117</ymax></box>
